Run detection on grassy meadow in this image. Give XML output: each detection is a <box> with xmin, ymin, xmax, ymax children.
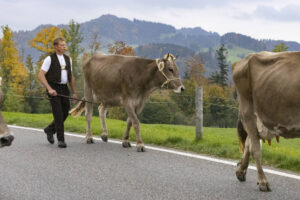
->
<box><xmin>3</xmin><ymin>112</ymin><xmax>300</xmax><ymax>172</ymax></box>
<box><xmin>227</xmin><ymin>45</ymin><xmax>254</xmax><ymax>63</ymax></box>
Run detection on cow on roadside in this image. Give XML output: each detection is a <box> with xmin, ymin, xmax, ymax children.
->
<box><xmin>233</xmin><ymin>51</ymin><xmax>300</xmax><ymax>191</ymax></box>
<box><xmin>0</xmin><ymin>77</ymin><xmax>14</xmax><ymax>148</ymax></box>
<box><xmin>70</xmin><ymin>53</ymin><xmax>184</xmax><ymax>152</ymax></box>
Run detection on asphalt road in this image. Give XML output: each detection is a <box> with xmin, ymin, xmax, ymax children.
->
<box><xmin>0</xmin><ymin>126</ymin><xmax>299</xmax><ymax>200</ymax></box>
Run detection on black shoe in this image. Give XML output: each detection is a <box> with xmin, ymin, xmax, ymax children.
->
<box><xmin>44</xmin><ymin>128</ymin><xmax>54</xmax><ymax>144</ymax></box>
<box><xmin>58</xmin><ymin>141</ymin><xmax>67</xmax><ymax>148</ymax></box>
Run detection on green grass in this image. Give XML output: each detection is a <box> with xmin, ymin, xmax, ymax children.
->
<box><xmin>3</xmin><ymin>112</ymin><xmax>300</xmax><ymax>172</ymax></box>
<box><xmin>227</xmin><ymin>45</ymin><xmax>255</xmax><ymax>63</ymax></box>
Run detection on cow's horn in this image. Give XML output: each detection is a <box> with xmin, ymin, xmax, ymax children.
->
<box><xmin>163</xmin><ymin>53</ymin><xmax>169</xmax><ymax>60</ymax></box>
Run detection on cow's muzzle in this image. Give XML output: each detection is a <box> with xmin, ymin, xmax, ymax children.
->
<box><xmin>173</xmin><ymin>85</ymin><xmax>185</xmax><ymax>93</ymax></box>
<box><xmin>0</xmin><ymin>135</ymin><xmax>14</xmax><ymax>147</ymax></box>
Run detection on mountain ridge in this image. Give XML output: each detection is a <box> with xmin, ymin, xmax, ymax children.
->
<box><xmin>12</xmin><ymin>14</ymin><xmax>300</xmax><ymax>74</ymax></box>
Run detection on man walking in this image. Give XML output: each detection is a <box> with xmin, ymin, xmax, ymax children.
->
<box><xmin>38</xmin><ymin>37</ymin><xmax>77</xmax><ymax>148</ymax></box>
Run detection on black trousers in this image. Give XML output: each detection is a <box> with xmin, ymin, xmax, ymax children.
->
<box><xmin>46</xmin><ymin>83</ymin><xmax>70</xmax><ymax>142</ymax></box>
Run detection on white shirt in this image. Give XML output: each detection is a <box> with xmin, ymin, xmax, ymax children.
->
<box><xmin>41</xmin><ymin>54</ymin><xmax>72</xmax><ymax>84</ymax></box>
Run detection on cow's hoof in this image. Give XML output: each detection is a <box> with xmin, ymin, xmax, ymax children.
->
<box><xmin>258</xmin><ymin>182</ymin><xmax>271</xmax><ymax>192</ymax></box>
<box><xmin>86</xmin><ymin>138</ymin><xmax>94</xmax><ymax>144</ymax></box>
<box><xmin>137</xmin><ymin>145</ymin><xmax>146</xmax><ymax>152</ymax></box>
<box><xmin>236</xmin><ymin>171</ymin><xmax>246</xmax><ymax>182</ymax></box>
<box><xmin>101</xmin><ymin>135</ymin><xmax>108</xmax><ymax>142</ymax></box>
<box><xmin>122</xmin><ymin>141</ymin><xmax>131</xmax><ymax>148</ymax></box>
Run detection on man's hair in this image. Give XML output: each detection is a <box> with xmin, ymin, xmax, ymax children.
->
<box><xmin>53</xmin><ymin>37</ymin><xmax>65</xmax><ymax>46</ymax></box>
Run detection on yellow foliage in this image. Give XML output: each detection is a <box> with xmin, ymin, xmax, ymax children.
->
<box><xmin>29</xmin><ymin>26</ymin><xmax>64</xmax><ymax>54</ymax></box>
<box><xmin>108</xmin><ymin>41</ymin><xmax>135</xmax><ymax>56</ymax></box>
<box><xmin>0</xmin><ymin>26</ymin><xmax>28</xmax><ymax>99</ymax></box>
<box><xmin>203</xmin><ymin>84</ymin><xmax>227</xmax><ymax>102</ymax></box>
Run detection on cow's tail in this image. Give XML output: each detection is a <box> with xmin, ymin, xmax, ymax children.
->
<box><xmin>69</xmin><ymin>99</ymin><xmax>86</xmax><ymax>117</ymax></box>
<box><xmin>237</xmin><ymin>118</ymin><xmax>248</xmax><ymax>153</ymax></box>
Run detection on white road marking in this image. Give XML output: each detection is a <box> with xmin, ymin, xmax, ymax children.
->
<box><xmin>9</xmin><ymin>125</ymin><xmax>300</xmax><ymax>180</ymax></box>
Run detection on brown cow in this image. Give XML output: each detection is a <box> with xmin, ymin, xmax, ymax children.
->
<box><xmin>70</xmin><ymin>53</ymin><xmax>184</xmax><ymax>152</ymax></box>
<box><xmin>233</xmin><ymin>51</ymin><xmax>300</xmax><ymax>191</ymax></box>
<box><xmin>0</xmin><ymin>77</ymin><xmax>14</xmax><ymax>148</ymax></box>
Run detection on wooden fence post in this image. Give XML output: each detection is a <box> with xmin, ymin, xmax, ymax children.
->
<box><xmin>195</xmin><ymin>85</ymin><xmax>203</xmax><ymax>139</ymax></box>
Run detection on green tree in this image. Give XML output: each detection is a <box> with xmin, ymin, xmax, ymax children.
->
<box><xmin>2</xmin><ymin>88</ymin><xmax>23</xmax><ymax>112</ymax></box>
<box><xmin>171</xmin><ymin>79</ymin><xmax>196</xmax><ymax>116</ymax></box>
<box><xmin>139</xmin><ymin>97</ymin><xmax>176</xmax><ymax>124</ymax></box>
<box><xmin>203</xmin><ymin>84</ymin><xmax>228</xmax><ymax>127</ymax></box>
<box><xmin>24</xmin><ymin>54</ymin><xmax>41</xmax><ymax>113</ymax></box>
<box><xmin>62</xmin><ymin>20</ymin><xmax>83</xmax><ymax>79</ymax></box>
<box><xmin>209</xmin><ymin>44</ymin><xmax>229</xmax><ymax>87</ymax></box>
<box><xmin>272</xmin><ymin>42</ymin><xmax>288</xmax><ymax>52</ymax></box>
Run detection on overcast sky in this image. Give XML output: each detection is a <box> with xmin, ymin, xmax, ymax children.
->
<box><xmin>1</xmin><ymin>0</ymin><xmax>300</xmax><ymax>43</ymax></box>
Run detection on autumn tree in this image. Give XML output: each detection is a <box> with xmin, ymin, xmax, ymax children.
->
<box><xmin>272</xmin><ymin>42</ymin><xmax>288</xmax><ymax>52</ymax></box>
<box><xmin>185</xmin><ymin>54</ymin><xmax>206</xmax><ymax>85</ymax></box>
<box><xmin>29</xmin><ymin>26</ymin><xmax>63</xmax><ymax>57</ymax></box>
<box><xmin>108</xmin><ymin>41</ymin><xmax>135</xmax><ymax>56</ymax></box>
<box><xmin>0</xmin><ymin>25</ymin><xmax>28</xmax><ymax>111</ymax></box>
<box><xmin>29</xmin><ymin>26</ymin><xmax>64</xmax><ymax>83</ymax></box>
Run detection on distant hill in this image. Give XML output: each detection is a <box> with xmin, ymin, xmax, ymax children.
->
<box><xmin>135</xmin><ymin>43</ymin><xmax>195</xmax><ymax>76</ymax></box>
<box><xmin>12</xmin><ymin>14</ymin><xmax>300</xmax><ymax>74</ymax></box>
<box><xmin>262</xmin><ymin>39</ymin><xmax>300</xmax><ymax>51</ymax></box>
<box><xmin>221</xmin><ymin>33</ymin><xmax>266</xmax><ymax>51</ymax></box>
<box><xmin>135</xmin><ymin>43</ymin><xmax>194</xmax><ymax>59</ymax></box>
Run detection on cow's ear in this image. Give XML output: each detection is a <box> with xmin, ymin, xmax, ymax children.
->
<box><xmin>156</xmin><ymin>59</ymin><xmax>165</xmax><ymax>71</ymax></box>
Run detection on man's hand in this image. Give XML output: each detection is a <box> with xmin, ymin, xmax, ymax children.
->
<box><xmin>72</xmin><ymin>93</ymin><xmax>78</xmax><ymax>99</ymax></box>
<box><xmin>48</xmin><ymin>89</ymin><xmax>57</xmax><ymax>96</ymax></box>
<box><xmin>72</xmin><ymin>93</ymin><xmax>78</xmax><ymax>103</ymax></box>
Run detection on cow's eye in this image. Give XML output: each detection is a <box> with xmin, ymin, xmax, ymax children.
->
<box><xmin>169</xmin><ymin>68</ymin><xmax>174</xmax><ymax>73</ymax></box>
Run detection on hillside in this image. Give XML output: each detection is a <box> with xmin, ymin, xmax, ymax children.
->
<box><xmin>11</xmin><ymin>14</ymin><xmax>300</xmax><ymax>75</ymax></box>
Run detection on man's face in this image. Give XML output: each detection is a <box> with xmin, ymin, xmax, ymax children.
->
<box><xmin>55</xmin><ymin>41</ymin><xmax>67</xmax><ymax>54</ymax></box>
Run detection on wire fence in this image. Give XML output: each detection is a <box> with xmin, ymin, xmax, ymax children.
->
<box><xmin>0</xmin><ymin>86</ymin><xmax>239</xmax><ymax>127</ymax></box>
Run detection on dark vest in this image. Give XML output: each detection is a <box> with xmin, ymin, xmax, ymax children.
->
<box><xmin>45</xmin><ymin>53</ymin><xmax>72</xmax><ymax>84</ymax></box>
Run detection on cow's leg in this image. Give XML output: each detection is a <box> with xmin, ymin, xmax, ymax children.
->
<box><xmin>124</xmin><ymin>104</ymin><xmax>145</xmax><ymax>152</ymax></box>
<box><xmin>85</xmin><ymin>102</ymin><xmax>94</xmax><ymax>143</ymax></box>
<box><xmin>241</xmin><ymin>104</ymin><xmax>271</xmax><ymax>191</ymax></box>
<box><xmin>121</xmin><ymin>101</ymin><xmax>145</xmax><ymax>148</ymax></box>
<box><xmin>249</xmin><ymin>134</ymin><xmax>270</xmax><ymax>191</ymax></box>
<box><xmin>98</xmin><ymin>104</ymin><xmax>108</xmax><ymax>142</ymax></box>
<box><xmin>85</xmin><ymin>82</ymin><xmax>94</xmax><ymax>144</ymax></box>
<box><xmin>122</xmin><ymin>118</ymin><xmax>132</xmax><ymax>148</ymax></box>
<box><xmin>236</xmin><ymin>137</ymin><xmax>250</xmax><ymax>181</ymax></box>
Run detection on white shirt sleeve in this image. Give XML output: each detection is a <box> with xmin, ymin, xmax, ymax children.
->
<box><xmin>41</xmin><ymin>56</ymin><xmax>51</xmax><ymax>72</ymax></box>
<box><xmin>70</xmin><ymin>57</ymin><xmax>72</xmax><ymax>71</ymax></box>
